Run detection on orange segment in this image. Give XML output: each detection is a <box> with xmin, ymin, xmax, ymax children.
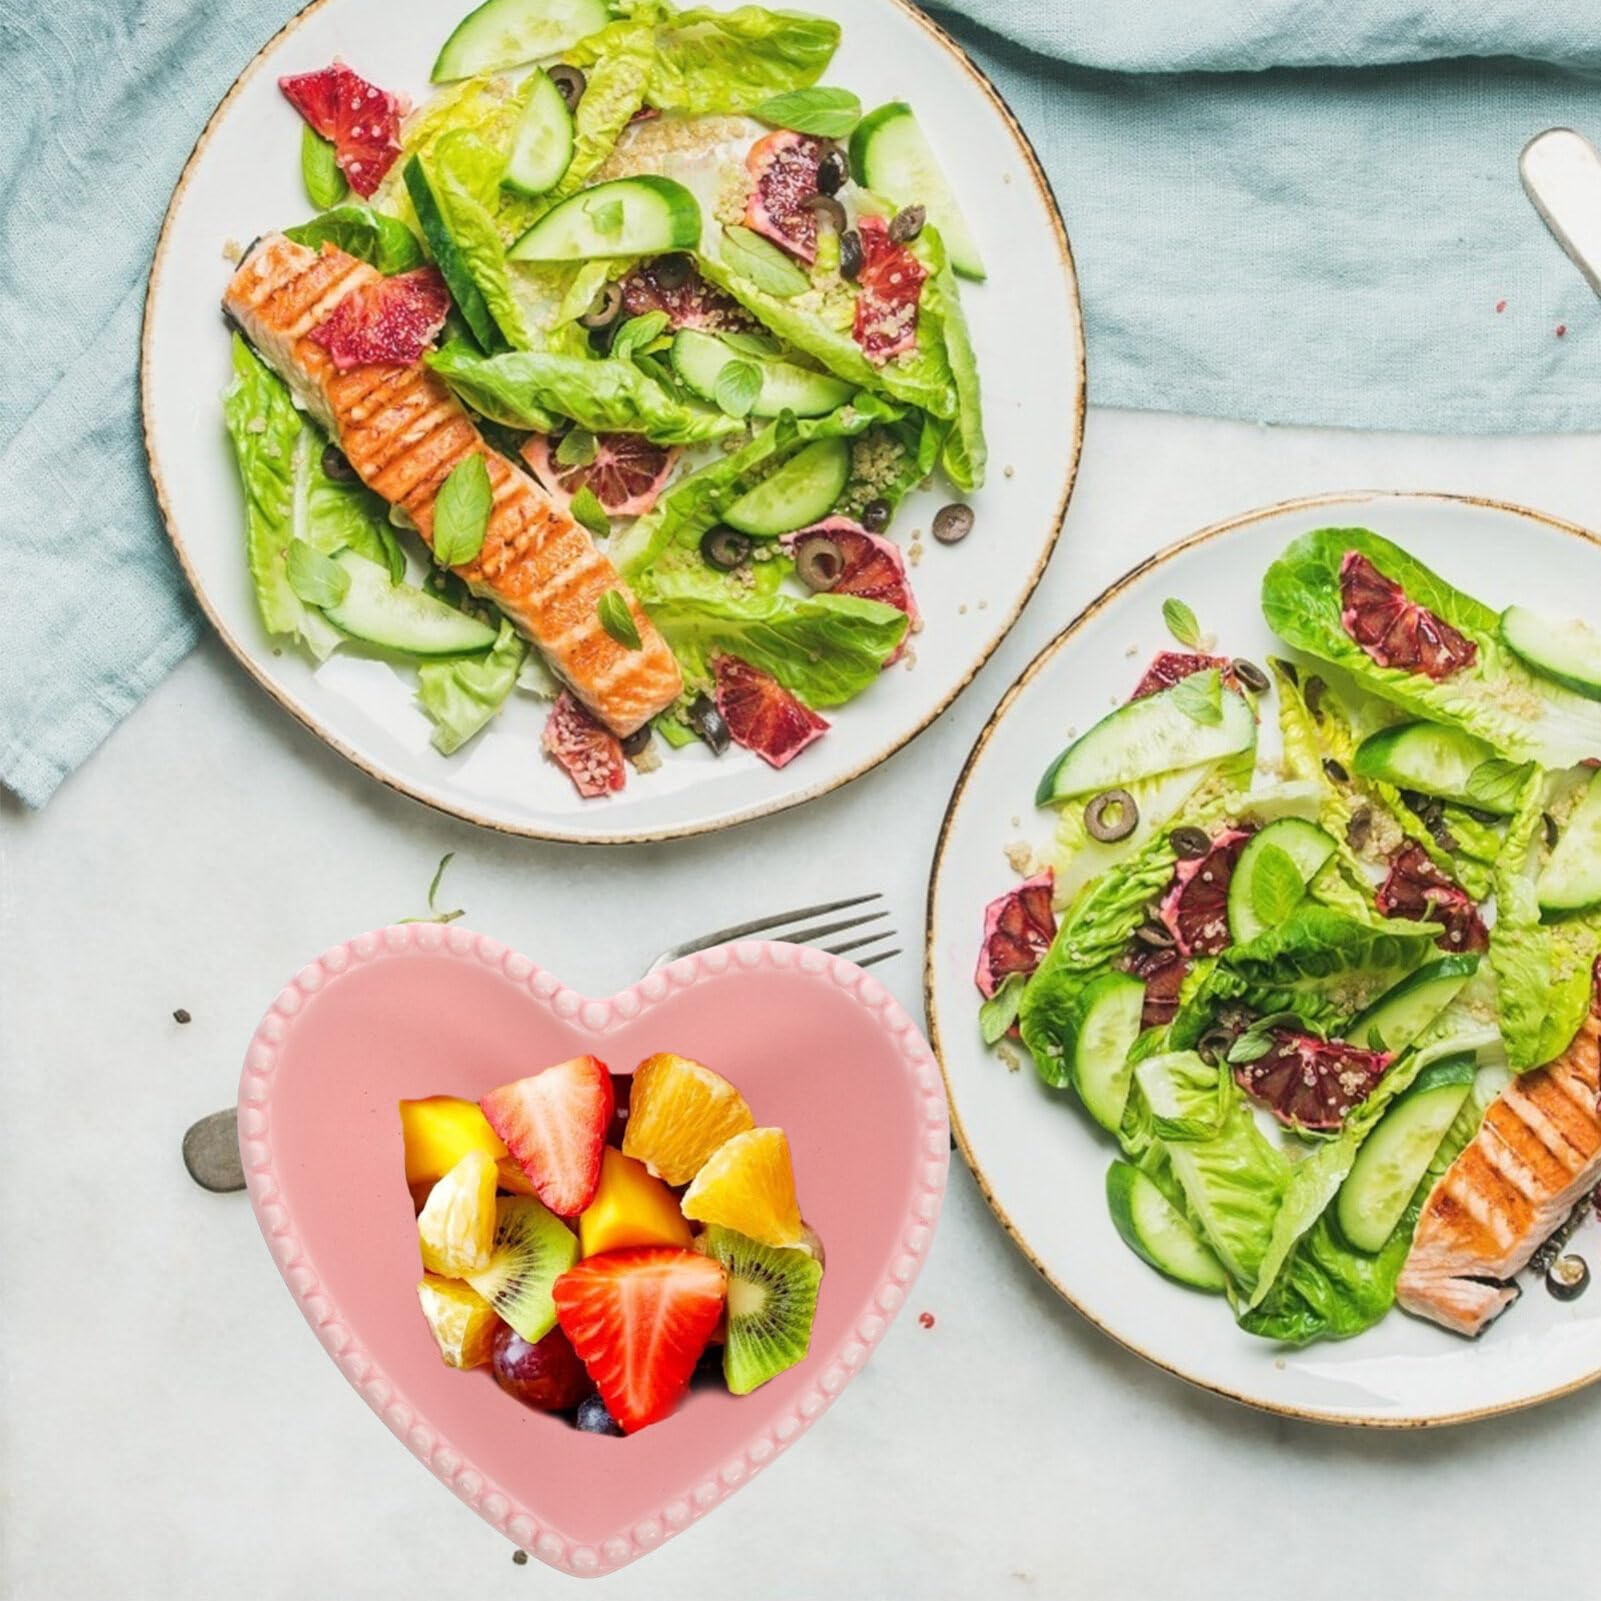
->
<box><xmin>580</xmin><ymin>1148</ymin><xmax>693</xmax><ymax>1257</ymax></box>
<box><xmin>418</xmin><ymin>1149</ymin><xmax>498</xmax><ymax>1276</ymax></box>
<box><xmin>416</xmin><ymin>1274</ymin><xmax>500</xmax><ymax>1368</ymax></box>
<box><xmin>680</xmin><ymin>1128</ymin><xmax>804</xmax><ymax>1248</ymax></box>
<box><xmin>622</xmin><ymin>1053</ymin><xmax>754</xmax><ymax>1186</ymax></box>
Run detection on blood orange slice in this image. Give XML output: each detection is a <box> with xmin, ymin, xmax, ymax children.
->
<box><xmin>1119</xmin><ymin>945</ymin><xmax>1189</xmax><ymax>1028</ymax></box>
<box><xmin>1156</xmin><ymin>826</ymin><xmax>1255</xmax><ymax>956</ymax></box>
<box><xmin>620</xmin><ymin>257</ymin><xmax>756</xmax><ymax>332</ymax></box>
<box><xmin>1130</xmin><ymin>652</ymin><xmax>1239</xmax><ymax>702</ymax></box>
<box><xmin>1235</xmin><ymin>1031</ymin><xmax>1390</xmax><ymax>1131</ymax></box>
<box><xmin>543</xmin><ymin>692</ymin><xmax>626</xmax><ymax>798</ymax></box>
<box><xmin>279</xmin><ymin>63</ymin><xmax>405</xmax><ymax>198</ymax></box>
<box><xmin>308</xmin><ymin>267</ymin><xmax>450</xmax><ymax>371</ymax></box>
<box><xmin>744</xmin><ymin>130</ymin><xmax>826</xmax><ymax>263</ymax></box>
<box><xmin>521</xmin><ymin>433</ymin><xmax>678</xmax><ymax>517</ymax></box>
<box><xmin>1339</xmin><ymin>551</ymin><xmax>1477</xmax><ymax>680</ymax></box>
<box><xmin>1376</xmin><ymin>843</ymin><xmax>1489</xmax><ymax>952</ymax></box>
<box><xmin>852</xmin><ymin>214</ymin><xmax>927</xmax><ymax>365</ymax></box>
<box><xmin>974</xmin><ymin>871</ymin><xmax>1056</xmax><ymax>999</ymax></box>
<box><xmin>712</xmin><ymin>655</ymin><xmax>827</xmax><ymax>769</ymax></box>
<box><xmin>784</xmin><ymin>517</ymin><xmax>919</xmax><ymax>662</ymax></box>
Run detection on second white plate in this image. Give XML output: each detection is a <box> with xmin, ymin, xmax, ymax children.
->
<box><xmin>926</xmin><ymin>491</ymin><xmax>1601</xmax><ymax>1427</ymax></box>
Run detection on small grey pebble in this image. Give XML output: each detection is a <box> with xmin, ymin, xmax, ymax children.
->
<box><xmin>173</xmin><ymin>1007</ymin><xmax>192</xmax><ymax>1024</ymax></box>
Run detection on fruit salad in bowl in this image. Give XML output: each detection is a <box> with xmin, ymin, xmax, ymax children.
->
<box><xmin>404</xmin><ymin>1050</ymin><xmax>825</xmax><ymax>1433</ymax></box>
<box><xmin>220</xmin><ymin>0</ymin><xmax>987</xmax><ymax>797</ymax></box>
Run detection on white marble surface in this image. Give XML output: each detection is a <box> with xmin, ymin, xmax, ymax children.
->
<box><xmin>5</xmin><ymin>407</ymin><xmax>1601</xmax><ymax>1601</ymax></box>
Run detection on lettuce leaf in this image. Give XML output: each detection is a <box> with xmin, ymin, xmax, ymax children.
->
<box><xmin>283</xmin><ymin>204</ymin><xmax>425</xmax><ymax>273</ymax></box>
<box><xmin>921</xmin><ymin>239</ymin><xmax>985</xmax><ymax>491</ymax></box>
<box><xmin>1262</xmin><ymin>527</ymin><xmax>1601</xmax><ymax>769</ymax></box>
<box><xmin>222</xmin><ymin>334</ymin><xmax>393</xmax><ymax>658</ymax></box>
<box><xmin>1240</xmin><ymin>1064</ymin><xmax>1486</xmax><ymax>1345</ymax></box>
<box><xmin>1135</xmin><ymin>1052</ymin><xmax>1289</xmax><ymax>1292</ymax></box>
<box><xmin>638</xmin><ymin>559</ymin><xmax>906</xmax><ymax>706</ymax></box>
<box><xmin>551</xmin><ymin>20</ymin><xmax>655</xmax><ymax>198</ymax></box>
<box><xmin>697</xmin><ymin>228</ymin><xmax>959</xmax><ymax>419</ymax></box>
<box><xmin>426</xmin><ymin>341</ymin><xmax>740</xmax><ymax>443</ymax></box>
<box><xmin>570</xmin><ymin>3</ymin><xmax>839</xmax><ymax>117</ymax></box>
<box><xmin>415</xmin><ymin>618</ymin><xmax>527</xmax><ymax>754</ymax></box>
<box><xmin>374</xmin><ymin>77</ymin><xmax>527</xmax><ymax>229</ymax></box>
<box><xmin>1488</xmin><ymin>768</ymin><xmax>1601</xmax><ymax>1069</ymax></box>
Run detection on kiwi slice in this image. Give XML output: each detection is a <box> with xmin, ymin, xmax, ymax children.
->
<box><xmin>702</xmin><ymin>1225</ymin><xmax>822</xmax><ymax>1395</ymax></box>
<box><xmin>464</xmin><ymin>1197</ymin><xmax>578</xmax><ymax>1343</ymax></box>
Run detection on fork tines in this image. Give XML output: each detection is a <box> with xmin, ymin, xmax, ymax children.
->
<box><xmin>660</xmin><ymin>892</ymin><xmax>900</xmax><ymax>970</ymax></box>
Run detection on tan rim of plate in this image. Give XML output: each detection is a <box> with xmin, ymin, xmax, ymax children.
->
<box><xmin>138</xmin><ymin>0</ymin><xmax>1087</xmax><ymax>847</ymax></box>
<box><xmin>924</xmin><ymin>488</ymin><xmax>1601</xmax><ymax>1429</ymax></box>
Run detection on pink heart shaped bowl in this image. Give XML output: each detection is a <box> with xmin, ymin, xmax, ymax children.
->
<box><xmin>237</xmin><ymin>924</ymin><xmax>948</xmax><ymax>1576</ymax></box>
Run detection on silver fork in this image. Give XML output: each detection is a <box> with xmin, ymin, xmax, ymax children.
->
<box><xmin>181</xmin><ymin>894</ymin><xmax>899</xmax><ymax>1194</ymax></box>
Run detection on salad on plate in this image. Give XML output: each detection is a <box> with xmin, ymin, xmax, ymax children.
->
<box><xmin>974</xmin><ymin>527</ymin><xmax>1601</xmax><ymax>1346</ymax></box>
<box><xmin>220</xmin><ymin>0</ymin><xmax>986</xmax><ymax>798</ymax></box>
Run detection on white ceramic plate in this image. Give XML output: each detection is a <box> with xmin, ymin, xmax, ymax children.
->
<box><xmin>926</xmin><ymin>492</ymin><xmax>1601</xmax><ymax>1426</ymax></box>
<box><xmin>141</xmin><ymin>0</ymin><xmax>1083</xmax><ymax>844</ymax></box>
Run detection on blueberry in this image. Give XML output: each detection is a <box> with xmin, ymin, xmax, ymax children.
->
<box><xmin>575</xmin><ymin>1394</ymin><xmax>623</xmax><ymax>1436</ymax></box>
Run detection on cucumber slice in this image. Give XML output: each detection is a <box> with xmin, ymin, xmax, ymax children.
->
<box><xmin>1226</xmin><ymin>818</ymin><xmax>1338</xmax><ymax>944</ymax></box>
<box><xmin>432</xmin><ymin>0</ymin><xmax>608</xmax><ymax>82</ymax></box>
<box><xmin>404</xmin><ymin>156</ymin><xmax>502</xmax><ymax>353</ymax></box>
<box><xmin>1062</xmin><ymin>970</ymin><xmax>1145</xmax><ymax>1133</ymax></box>
<box><xmin>508</xmin><ymin>177</ymin><xmax>701</xmax><ymax>262</ymax></box>
<box><xmin>849</xmin><ymin>101</ymin><xmax>985</xmax><ymax>281</ymax></box>
<box><xmin>502</xmin><ymin>70</ymin><xmax>574</xmax><ymax>198</ymax></box>
<box><xmin>670</xmin><ymin>330</ymin><xmax>856</xmax><ymax>418</ymax></box>
<box><xmin>320</xmin><ymin>551</ymin><xmax>499</xmax><ymax>656</ymax></box>
<box><xmin>1335</xmin><ymin>1056</ymin><xmax>1475</xmax><ymax>1253</ymax></box>
<box><xmin>1035</xmin><ymin>680</ymin><xmax>1256</xmax><ymax>805</ymax></box>
<box><xmin>1106</xmin><ymin>1162</ymin><xmax>1228</xmax><ymax>1293</ymax></box>
<box><xmin>1537</xmin><ymin>768</ymin><xmax>1601</xmax><ymax>914</ymax></box>
<box><xmin>1501</xmin><ymin>604</ymin><xmax>1601</xmax><ymax>701</ymax></box>
<box><xmin>1351</xmin><ymin>720</ymin><xmax>1512</xmax><ymax>812</ymax></box>
<box><xmin>721</xmin><ymin>437</ymin><xmax>850</xmax><ymax>537</ymax></box>
<box><xmin>1345</xmin><ymin>954</ymin><xmax>1480</xmax><ymax>1052</ymax></box>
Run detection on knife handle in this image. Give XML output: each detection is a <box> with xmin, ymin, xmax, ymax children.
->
<box><xmin>1521</xmin><ymin>127</ymin><xmax>1601</xmax><ymax>296</ymax></box>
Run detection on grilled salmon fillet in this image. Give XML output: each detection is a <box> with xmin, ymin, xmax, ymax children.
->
<box><xmin>222</xmin><ymin>234</ymin><xmax>682</xmax><ymax>737</ymax></box>
<box><xmin>1397</xmin><ymin>1008</ymin><xmax>1601</xmax><ymax>1336</ymax></box>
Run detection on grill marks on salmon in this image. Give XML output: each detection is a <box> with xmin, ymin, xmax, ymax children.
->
<box><xmin>1397</xmin><ymin>1010</ymin><xmax>1601</xmax><ymax>1336</ymax></box>
<box><xmin>222</xmin><ymin>234</ymin><xmax>682</xmax><ymax>738</ymax></box>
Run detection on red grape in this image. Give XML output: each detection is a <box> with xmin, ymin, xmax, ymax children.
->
<box><xmin>490</xmin><ymin>1323</ymin><xmax>594</xmax><ymax>1414</ymax></box>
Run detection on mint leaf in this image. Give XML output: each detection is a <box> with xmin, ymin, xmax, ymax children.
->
<box><xmin>1226</xmin><ymin>1031</ymin><xmax>1274</xmax><ymax>1066</ymax></box>
<box><xmin>300</xmin><ymin>125</ymin><xmax>348</xmax><ymax>211</ymax></box>
<box><xmin>587</xmin><ymin>196</ymin><xmax>624</xmax><ymax>236</ymax></box>
<box><xmin>1249</xmin><ymin>842</ymin><xmax>1306</xmax><ymax>931</ymax></box>
<box><xmin>1465</xmin><ymin>757</ymin><xmax>1530</xmax><ymax>815</ymax></box>
<box><xmin>570</xmin><ymin>485</ymin><xmax>611</xmax><ymax>541</ymax></box>
<box><xmin>721</xmin><ymin>225</ymin><xmax>811</xmax><ymax>298</ymax></box>
<box><xmin>1162</xmin><ymin>597</ymin><xmax>1201</xmax><ymax>648</ymax></box>
<box><xmin>598</xmin><ymin>590</ymin><xmax>642</xmax><ymax>650</ymax></box>
<box><xmin>714</xmin><ymin>358</ymin><xmax>763</xmax><ymax>419</ymax></box>
<box><xmin>1171</xmin><ymin>668</ymin><xmax>1223</xmax><ymax>726</ymax></box>
<box><xmin>754</xmin><ymin>87</ymin><xmax>862</xmax><ymax>139</ymax></box>
<box><xmin>979</xmin><ymin>973</ymin><xmax>1026</xmax><ymax>1046</ymax></box>
<box><xmin>433</xmin><ymin>455</ymin><xmax>492</xmax><ymax>567</ymax></box>
<box><xmin>286</xmin><ymin>540</ymin><xmax>350</xmax><ymax>609</ymax></box>
<box><xmin>555</xmin><ymin>429</ymin><xmax>598</xmax><ymax>468</ymax></box>
<box><xmin>610</xmin><ymin>310</ymin><xmax>669</xmax><ymax>362</ymax></box>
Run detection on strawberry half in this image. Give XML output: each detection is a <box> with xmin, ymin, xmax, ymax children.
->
<box><xmin>479</xmin><ymin>1056</ymin><xmax>614</xmax><ymax>1216</ymax></box>
<box><xmin>553</xmin><ymin>1248</ymin><xmax>727</xmax><ymax>1434</ymax></box>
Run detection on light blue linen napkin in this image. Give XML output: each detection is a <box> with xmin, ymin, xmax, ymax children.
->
<box><xmin>7</xmin><ymin>0</ymin><xmax>1601</xmax><ymax>805</ymax></box>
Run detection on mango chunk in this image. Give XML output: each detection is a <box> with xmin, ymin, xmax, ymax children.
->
<box><xmin>399</xmin><ymin>1096</ymin><xmax>507</xmax><ymax>1188</ymax></box>
<box><xmin>579</xmin><ymin>1147</ymin><xmax>693</xmax><ymax>1257</ymax></box>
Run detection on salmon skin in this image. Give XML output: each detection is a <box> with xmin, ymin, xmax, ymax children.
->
<box><xmin>1397</xmin><ymin>1008</ymin><xmax>1601</xmax><ymax>1336</ymax></box>
<box><xmin>222</xmin><ymin>234</ymin><xmax>682</xmax><ymax>738</ymax></box>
